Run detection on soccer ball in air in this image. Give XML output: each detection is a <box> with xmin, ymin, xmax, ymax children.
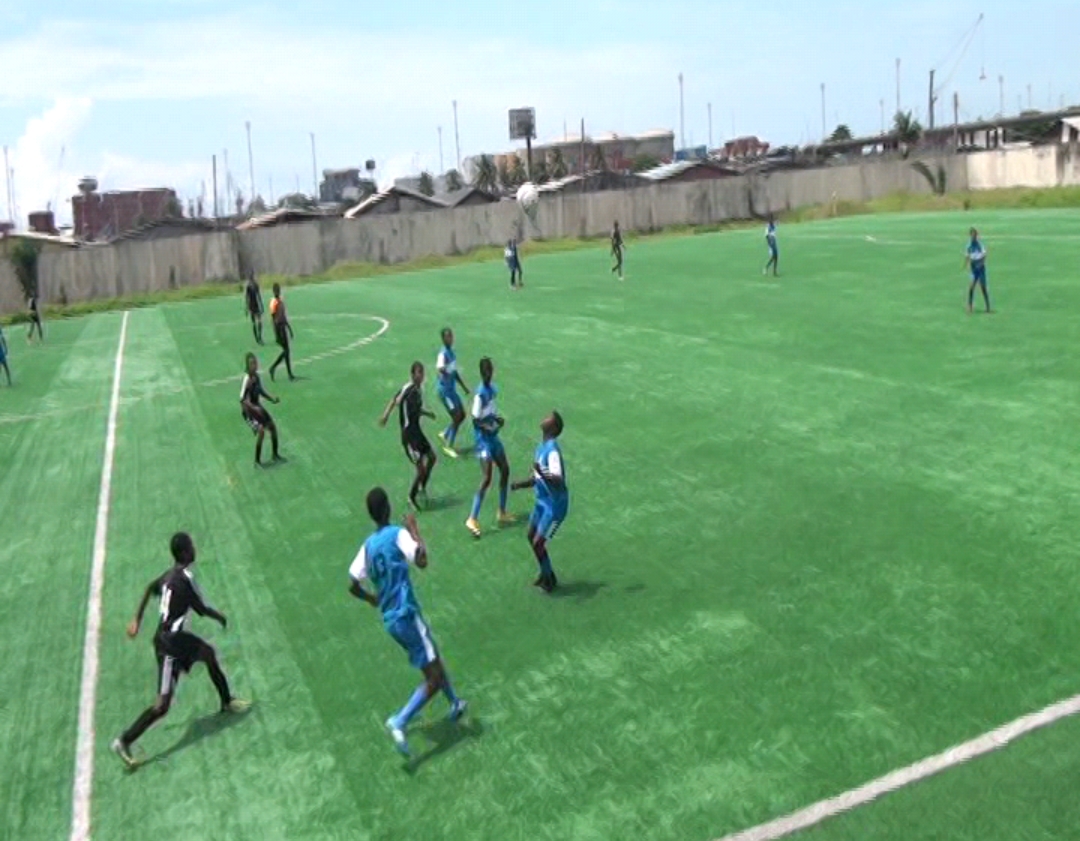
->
<box><xmin>516</xmin><ymin>182</ymin><xmax>540</xmax><ymax>216</ymax></box>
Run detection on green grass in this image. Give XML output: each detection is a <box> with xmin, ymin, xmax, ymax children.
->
<box><xmin>3</xmin><ymin>208</ymin><xmax>1080</xmax><ymax>840</ymax></box>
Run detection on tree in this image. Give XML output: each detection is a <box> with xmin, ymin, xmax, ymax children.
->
<box><xmin>589</xmin><ymin>144</ymin><xmax>608</xmax><ymax>172</ymax></box>
<box><xmin>829</xmin><ymin>124</ymin><xmax>853</xmax><ymax>142</ymax></box>
<box><xmin>549</xmin><ymin>149</ymin><xmax>568</xmax><ymax>181</ymax></box>
<box><xmin>532</xmin><ymin>159</ymin><xmax>549</xmax><ymax>185</ymax></box>
<box><xmin>6</xmin><ymin>238</ymin><xmax>40</xmax><ymax>299</ymax></box>
<box><xmin>893</xmin><ymin>110</ymin><xmax>923</xmax><ymax>156</ymax></box>
<box><xmin>496</xmin><ymin>159</ymin><xmax>511</xmax><ymax>191</ymax></box>
<box><xmin>248</xmin><ymin>195</ymin><xmax>268</xmax><ymax>215</ymax></box>
<box><xmin>164</xmin><ymin>196</ymin><xmax>183</xmax><ymax>218</ymax></box>
<box><xmin>631</xmin><ymin>154</ymin><xmax>660</xmax><ymax>173</ymax></box>
<box><xmin>473</xmin><ymin>156</ymin><xmax>498</xmax><ymax>193</ymax></box>
<box><xmin>507</xmin><ymin>156</ymin><xmax>527</xmax><ymax>188</ymax></box>
<box><xmin>911</xmin><ymin>160</ymin><xmax>948</xmax><ymax>195</ymax></box>
<box><xmin>445</xmin><ymin>169</ymin><xmax>464</xmax><ymax>192</ymax></box>
<box><xmin>418</xmin><ymin>171</ymin><xmax>435</xmax><ymax>197</ymax></box>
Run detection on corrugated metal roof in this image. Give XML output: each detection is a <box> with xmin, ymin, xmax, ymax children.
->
<box><xmin>344</xmin><ymin>186</ymin><xmax>446</xmax><ymax>219</ymax></box>
<box><xmin>638</xmin><ymin>160</ymin><xmax>698</xmax><ymax>181</ymax></box>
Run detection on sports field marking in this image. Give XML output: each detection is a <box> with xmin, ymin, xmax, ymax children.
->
<box><xmin>70</xmin><ymin>310</ymin><xmax>130</xmax><ymax>841</ymax></box>
<box><xmin>0</xmin><ymin>314</ymin><xmax>390</xmax><ymax>426</ymax></box>
<box><xmin>715</xmin><ymin>692</ymin><xmax>1080</xmax><ymax>841</ymax></box>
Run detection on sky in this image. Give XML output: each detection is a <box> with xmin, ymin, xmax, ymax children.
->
<box><xmin>0</xmin><ymin>0</ymin><xmax>1077</xmax><ymax>227</ymax></box>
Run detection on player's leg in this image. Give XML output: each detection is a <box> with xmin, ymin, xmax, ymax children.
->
<box><xmin>420</xmin><ymin>447</ymin><xmax>436</xmax><ymax>493</ymax></box>
<box><xmin>0</xmin><ymin>358</ymin><xmax>10</xmax><ymax>386</ymax></box>
<box><xmin>192</xmin><ymin>637</ymin><xmax>247</xmax><ymax>712</ymax></box>
<box><xmin>979</xmin><ymin>274</ymin><xmax>991</xmax><ymax>312</ymax></box>
<box><xmin>112</xmin><ymin>654</ymin><xmax>178</xmax><ymax>766</ymax></box>
<box><xmin>967</xmin><ymin>279</ymin><xmax>976</xmax><ymax>313</ymax></box>
<box><xmin>265</xmin><ymin>414</ymin><xmax>281</xmax><ymax>460</ymax></box>
<box><xmin>384</xmin><ymin>616</ymin><xmax>446</xmax><ymax>754</ymax></box>
<box><xmin>495</xmin><ymin>448</ymin><xmax>513</xmax><ymax>524</ymax></box>
<box><xmin>466</xmin><ymin>455</ymin><xmax>493</xmax><ymax>536</ymax></box>
<box><xmin>282</xmin><ymin>337</ymin><xmax>295</xmax><ymax>380</ymax></box>
<box><xmin>254</xmin><ymin>425</ymin><xmax>266</xmax><ymax>464</ymax></box>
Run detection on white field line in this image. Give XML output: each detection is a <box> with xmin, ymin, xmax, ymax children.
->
<box><xmin>715</xmin><ymin>692</ymin><xmax>1080</xmax><ymax>841</ymax></box>
<box><xmin>69</xmin><ymin>310</ymin><xmax>130</xmax><ymax>841</ymax></box>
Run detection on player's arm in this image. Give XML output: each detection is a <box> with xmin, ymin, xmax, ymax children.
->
<box><xmin>188</xmin><ymin>580</ymin><xmax>228</xmax><ymax>628</ymax></box>
<box><xmin>454</xmin><ymin>372</ymin><xmax>470</xmax><ymax>394</ymax></box>
<box><xmin>401</xmin><ymin>514</ymin><xmax>428</xmax><ymax>569</ymax></box>
<box><xmin>258</xmin><ymin>382</ymin><xmax>280</xmax><ymax>405</ymax></box>
<box><xmin>536</xmin><ymin>452</ymin><xmax>565</xmax><ymax>490</ymax></box>
<box><xmin>126</xmin><ymin>574</ymin><xmax>165</xmax><ymax>638</ymax></box>
<box><xmin>379</xmin><ymin>390</ymin><xmax>402</xmax><ymax>427</ymax></box>
<box><xmin>347</xmin><ymin>546</ymin><xmax>379</xmax><ymax>606</ymax></box>
<box><xmin>510</xmin><ymin>475</ymin><xmax>535</xmax><ymax>492</ymax></box>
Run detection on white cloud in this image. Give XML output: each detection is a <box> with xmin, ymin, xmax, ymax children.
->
<box><xmin>9</xmin><ymin>97</ymin><xmax>92</xmax><ymax>225</ymax></box>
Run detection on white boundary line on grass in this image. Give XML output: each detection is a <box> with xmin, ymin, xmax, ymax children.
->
<box><xmin>715</xmin><ymin>692</ymin><xmax>1080</xmax><ymax>841</ymax></box>
<box><xmin>70</xmin><ymin>310</ymin><xmax>130</xmax><ymax>841</ymax></box>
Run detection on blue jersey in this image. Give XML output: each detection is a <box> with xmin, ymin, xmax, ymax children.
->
<box><xmin>471</xmin><ymin>382</ymin><xmax>500</xmax><ymax>441</ymax></box>
<box><xmin>348</xmin><ymin>525</ymin><xmax>422</xmax><ymax>627</ymax></box>
<box><xmin>533</xmin><ymin>439</ymin><xmax>568</xmax><ymax>507</ymax></box>
<box><xmin>766</xmin><ymin>222</ymin><xmax>777</xmax><ymax>247</ymax></box>
<box><xmin>967</xmin><ymin>239</ymin><xmax>986</xmax><ymax>266</ymax></box>
<box><xmin>436</xmin><ymin>345</ymin><xmax>458</xmax><ymax>395</ymax></box>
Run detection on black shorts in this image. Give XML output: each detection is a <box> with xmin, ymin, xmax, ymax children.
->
<box><xmin>403</xmin><ymin>432</ymin><xmax>432</xmax><ymax>464</ymax></box>
<box><xmin>247</xmin><ymin>302</ymin><xmax>262</xmax><ymax>318</ymax></box>
<box><xmin>274</xmin><ymin>326</ymin><xmax>289</xmax><ymax>348</ymax></box>
<box><xmin>154</xmin><ymin>631</ymin><xmax>205</xmax><ymax>695</ymax></box>
<box><xmin>243</xmin><ymin>406</ymin><xmax>272</xmax><ymax>432</ymax></box>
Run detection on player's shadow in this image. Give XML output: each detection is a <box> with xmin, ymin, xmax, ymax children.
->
<box><xmin>140</xmin><ymin>709</ymin><xmax>252</xmax><ymax>769</ymax></box>
<box><xmin>259</xmin><ymin>457</ymin><xmax>289</xmax><ymax>470</ymax></box>
<box><xmin>549</xmin><ymin>580</ymin><xmax>607</xmax><ymax>602</ymax></box>
<box><xmin>422</xmin><ymin>495</ymin><xmax>463</xmax><ymax>512</ymax></box>
<box><xmin>403</xmin><ymin>717</ymin><xmax>485</xmax><ymax>774</ymax></box>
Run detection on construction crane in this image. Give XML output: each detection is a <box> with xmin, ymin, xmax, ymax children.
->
<box><xmin>48</xmin><ymin>145</ymin><xmax>66</xmax><ymax>214</ymax></box>
<box><xmin>928</xmin><ymin>12</ymin><xmax>984</xmax><ymax>128</ymax></box>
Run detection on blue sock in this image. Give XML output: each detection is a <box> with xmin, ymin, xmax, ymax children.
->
<box><xmin>394</xmin><ymin>684</ymin><xmax>432</xmax><ymax>727</ymax></box>
<box><xmin>470</xmin><ymin>490</ymin><xmax>485</xmax><ymax>520</ymax></box>
<box><xmin>498</xmin><ymin>485</ymin><xmax>508</xmax><ymax>513</ymax></box>
<box><xmin>443</xmin><ymin>424</ymin><xmax>454</xmax><ymax>444</ymax></box>
<box><xmin>441</xmin><ymin>674</ymin><xmax>460</xmax><ymax>706</ymax></box>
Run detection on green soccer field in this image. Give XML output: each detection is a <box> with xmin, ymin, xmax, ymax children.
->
<box><xmin>4</xmin><ymin>208</ymin><xmax>1080</xmax><ymax>841</ymax></box>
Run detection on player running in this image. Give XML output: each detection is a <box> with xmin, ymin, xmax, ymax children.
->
<box><xmin>611</xmin><ymin>221</ymin><xmax>624</xmax><ymax>280</ymax></box>
<box><xmin>27</xmin><ymin>293</ymin><xmax>44</xmax><ymax>342</ymax></box>
<box><xmin>764</xmin><ymin>215</ymin><xmax>779</xmax><ymax>276</ymax></box>
<box><xmin>465</xmin><ymin>356</ymin><xmax>514</xmax><ymax>537</ymax></box>
<box><xmin>965</xmin><ymin>227</ymin><xmax>992</xmax><ymax>314</ymax></box>
<box><xmin>348</xmin><ymin>487</ymin><xmax>467</xmax><ymax>756</ymax></box>
<box><xmin>240</xmin><ymin>352</ymin><xmax>283</xmax><ymax>466</ymax></box>
<box><xmin>0</xmin><ymin>323</ymin><xmax>11</xmax><ymax>386</ymax></box>
<box><xmin>268</xmin><ymin>283</ymin><xmax>296</xmax><ymax>381</ymax></box>
<box><xmin>244</xmin><ymin>270</ymin><xmax>265</xmax><ymax>345</ymax></box>
<box><xmin>380</xmin><ymin>361</ymin><xmax>437</xmax><ymax>511</ymax></box>
<box><xmin>111</xmin><ymin>532</ymin><xmax>250</xmax><ymax>769</ymax></box>
<box><xmin>505</xmin><ymin>238</ymin><xmax>523</xmax><ymax>289</ymax></box>
<box><xmin>512</xmin><ymin>411</ymin><xmax>568</xmax><ymax>593</ymax></box>
<box><xmin>435</xmin><ymin>328</ymin><xmax>470</xmax><ymax>457</ymax></box>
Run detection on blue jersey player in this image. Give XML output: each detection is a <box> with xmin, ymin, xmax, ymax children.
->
<box><xmin>763</xmin><ymin>215</ymin><xmax>779</xmax><ymax>276</ymax></box>
<box><xmin>505</xmin><ymin>239</ymin><xmax>523</xmax><ymax>289</ymax></box>
<box><xmin>348</xmin><ymin>488</ymin><xmax>466</xmax><ymax>756</ymax></box>
<box><xmin>0</xmin><ymin>324</ymin><xmax>11</xmax><ymax>386</ymax></box>
<box><xmin>435</xmin><ymin>328</ymin><xmax>470</xmax><ymax>457</ymax></box>
<box><xmin>465</xmin><ymin>357</ymin><xmax>514</xmax><ymax>537</ymax></box>
<box><xmin>965</xmin><ymin>227</ymin><xmax>991</xmax><ymax>314</ymax></box>
<box><xmin>512</xmin><ymin>411</ymin><xmax>568</xmax><ymax>593</ymax></box>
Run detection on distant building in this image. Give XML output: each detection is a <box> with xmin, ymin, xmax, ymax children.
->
<box><xmin>71</xmin><ymin>178</ymin><xmax>179</xmax><ymax>241</ymax></box>
<box><xmin>720</xmin><ymin>136</ymin><xmax>771</xmax><ymax>161</ymax></box>
<box><xmin>28</xmin><ymin>211</ymin><xmax>59</xmax><ymax>235</ymax></box>
<box><xmin>343</xmin><ymin>186</ymin><xmax>446</xmax><ymax>219</ymax></box>
<box><xmin>320</xmin><ymin>169</ymin><xmax>376</xmax><ymax>204</ymax></box>
<box><xmin>0</xmin><ymin>221</ymin><xmax>14</xmax><ymax>237</ymax></box>
<box><xmin>638</xmin><ymin>160</ymin><xmax>741</xmax><ymax>184</ymax></box>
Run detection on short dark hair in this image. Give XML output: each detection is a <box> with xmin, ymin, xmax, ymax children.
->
<box><xmin>441</xmin><ymin>327</ymin><xmax>452</xmax><ymax>340</ymax></box>
<box><xmin>551</xmin><ymin>410</ymin><xmax>564</xmax><ymax>436</ymax></box>
<box><xmin>245</xmin><ymin>352</ymin><xmax>256</xmax><ymax>367</ymax></box>
<box><xmin>170</xmin><ymin>532</ymin><xmax>194</xmax><ymax>564</ymax></box>
<box><xmin>479</xmin><ymin>356</ymin><xmax>493</xmax><ymax>376</ymax></box>
<box><xmin>411</xmin><ymin>360</ymin><xmax>424</xmax><ymax>377</ymax></box>
<box><xmin>366</xmin><ymin>487</ymin><xmax>391</xmax><ymax>525</ymax></box>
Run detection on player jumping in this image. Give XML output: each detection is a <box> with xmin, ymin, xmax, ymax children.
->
<box><xmin>241</xmin><ymin>352</ymin><xmax>283</xmax><ymax>466</ymax></box>
<box><xmin>268</xmin><ymin>283</ymin><xmax>296</xmax><ymax>381</ymax></box>
<box><xmin>505</xmin><ymin>239</ymin><xmax>523</xmax><ymax>289</ymax></box>
<box><xmin>380</xmin><ymin>361</ymin><xmax>437</xmax><ymax>511</ymax></box>
<box><xmin>111</xmin><ymin>532</ymin><xmax>250</xmax><ymax>769</ymax></box>
<box><xmin>965</xmin><ymin>227</ymin><xmax>991</xmax><ymax>314</ymax></box>
<box><xmin>465</xmin><ymin>357</ymin><xmax>514</xmax><ymax>537</ymax></box>
<box><xmin>244</xmin><ymin>270</ymin><xmax>265</xmax><ymax>345</ymax></box>
<box><xmin>348</xmin><ymin>487</ymin><xmax>467</xmax><ymax>756</ymax></box>
<box><xmin>512</xmin><ymin>411</ymin><xmax>568</xmax><ymax>593</ymax></box>
<box><xmin>435</xmin><ymin>328</ymin><xmax>470</xmax><ymax>458</ymax></box>
<box><xmin>764</xmin><ymin>214</ymin><xmax>779</xmax><ymax>276</ymax></box>
<box><xmin>611</xmin><ymin>221</ymin><xmax>624</xmax><ymax>280</ymax></box>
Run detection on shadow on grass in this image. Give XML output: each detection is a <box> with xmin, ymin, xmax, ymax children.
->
<box><xmin>403</xmin><ymin>717</ymin><xmax>485</xmax><ymax>775</ymax></box>
<box><xmin>139</xmin><ymin>708</ymin><xmax>253</xmax><ymax>769</ymax></box>
<box><xmin>549</xmin><ymin>580</ymin><xmax>607</xmax><ymax>602</ymax></box>
<box><xmin>420</xmin><ymin>495</ymin><xmax>464</xmax><ymax>512</ymax></box>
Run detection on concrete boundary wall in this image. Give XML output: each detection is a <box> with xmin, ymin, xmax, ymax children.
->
<box><xmin>0</xmin><ymin>152</ymin><xmax>993</xmax><ymax>315</ymax></box>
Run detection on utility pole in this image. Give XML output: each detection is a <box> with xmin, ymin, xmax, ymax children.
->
<box><xmin>953</xmin><ymin>92</ymin><xmax>960</xmax><ymax>151</ymax></box>
<box><xmin>212</xmin><ymin>154</ymin><xmax>218</xmax><ymax>219</ymax></box>
<box><xmin>678</xmin><ymin>73</ymin><xmax>685</xmax><ymax>150</ymax></box>
<box><xmin>245</xmin><ymin>121</ymin><xmax>255</xmax><ymax>207</ymax></box>
<box><xmin>2</xmin><ymin>145</ymin><xmax>12</xmax><ymax>223</ymax></box>
<box><xmin>880</xmin><ymin>99</ymin><xmax>885</xmax><ymax>134</ymax></box>
<box><xmin>707</xmin><ymin>102</ymin><xmax>713</xmax><ymax>149</ymax></box>
<box><xmin>928</xmin><ymin>69</ymin><xmax>936</xmax><ymax>130</ymax></box>
<box><xmin>820</xmin><ymin>82</ymin><xmax>826</xmax><ymax>140</ymax></box>
<box><xmin>580</xmin><ymin>118</ymin><xmax>586</xmax><ymax>176</ymax></box>
<box><xmin>1027</xmin><ymin>83</ymin><xmax>1032</xmax><ymax>110</ymax></box>
<box><xmin>438</xmin><ymin>126</ymin><xmax>444</xmax><ymax>174</ymax></box>
<box><xmin>452</xmin><ymin>100</ymin><xmax>461</xmax><ymax>171</ymax></box>
<box><xmin>998</xmin><ymin>75</ymin><xmax>1005</xmax><ymax>115</ymax></box>
<box><xmin>310</xmin><ymin>132</ymin><xmax>318</xmax><ymax>198</ymax></box>
<box><xmin>896</xmin><ymin>57</ymin><xmax>901</xmax><ymax>114</ymax></box>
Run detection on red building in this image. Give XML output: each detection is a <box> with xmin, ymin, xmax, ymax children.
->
<box><xmin>720</xmin><ymin>136</ymin><xmax>770</xmax><ymax>161</ymax></box>
<box><xmin>72</xmin><ymin>183</ymin><xmax>179</xmax><ymax>241</ymax></box>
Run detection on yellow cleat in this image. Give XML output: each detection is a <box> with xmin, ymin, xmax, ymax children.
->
<box><xmin>441</xmin><ymin>445</ymin><xmax>459</xmax><ymax>459</ymax></box>
<box><xmin>465</xmin><ymin>517</ymin><xmax>482</xmax><ymax>538</ymax></box>
<box><xmin>111</xmin><ymin>739</ymin><xmax>139</xmax><ymax>770</ymax></box>
<box><xmin>497</xmin><ymin>512</ymin><xmax>517</xmax><ymax>527</ymax></box>
<box><xmin>223</xmin><ymin>698</ymin><xmax>252</xmax><ymax>714</ymax></box>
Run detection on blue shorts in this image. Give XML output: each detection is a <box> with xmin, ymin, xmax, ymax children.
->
<box><xmin>476</xmin><ymin>436</ymin><xmax>505</xmax><ymax>463</ymax></box>
<box><xmin>529</xmin><ymin>497</ymin><xmax>569</xmax><ymax>540</ymax></box>
<box><xmin>0</xmin><ymin>348</ymin><xmax>5</xmax><ymax>365</ymax></box>
<box><xmin>971</xmin><ymin>264</ymin><xmax>987</xmax><ymax>285</ymax></box>
<box><xmin>438</xmin><ymin>390</ymin><xmax>463</xmax><ymax>415</ymax></box>
<box><xmin>767</xmin><ymin>242</ymin><xmax>778</xmax><ymax>257</ymax></box>
<box><xmin>387</xmin><ymin>614</ymin><xmax>439</xmax><ymax>670</ymax></box>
